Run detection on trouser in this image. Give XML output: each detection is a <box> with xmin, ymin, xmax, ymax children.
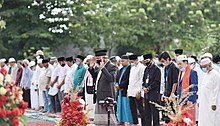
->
<box><xmin>42</xmin><ymin>90</ymin><xmax>53</xmax><ymax>112</ymax></box>
<box><xmin>22</xmin><ymin>88</ymin><xmax>31</xmax><ymax>108</ymax></box>
<box><xmin>129</xmin><ymin>97</ymin><xmax>146</xmax><ymax>125</ymax></box>
<box><xmin>58</xmin><ymin>90</ymin><xmax>64</xmax><ymax>111</ymax></box>
<box><xmin>50</xmin><ymin>93</ymin><xmax>61</xmax><ymax>113</ymax></box>
<box><xmin>145</xmin><ymin>99</ymin><xmax>160</xmax><ymax>126</ymax></box>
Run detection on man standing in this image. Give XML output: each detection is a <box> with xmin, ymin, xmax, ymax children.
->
<box><xmin>49</xmin><ymin>57</ymin><xmax>61</xmax><ymax>113</ymax></box>
<box><xmin>115</xmin><ymin>55</ymin><xmax>133</xmax><ymax>125</ymax></box>
<box><xmin>142</xmin><ymin>54</ymin><xmax>161</xmax><ymax>126</ymax></box>
<box><xmin>8</xmin><ymin>57</ymin><xmax>18</xmax><ymax>81</ymax></box>
<box><xmin>57</xmin><ymin>57</ymin><xmax>68</xmax><ymax>103</ymax></box>
<box><xmin>159</xmin><ymin>52</ymin><xmax>179</xmax><ymax>123</ymax></box>
<box><xmin>39</xmin><ymin>59</ymin><xmax>53</xmax><ymax>113</ymax></box>
<box><xmin>176</xmin><ymin>55</ymin><xmax>198</xmax><ymax>124</ymax></box>
<box><xmin>20</xmin><ymin>59</ymin><xmax>33</xmax><ymax>108</ymax></box>
<box><xmin>73</xmin><ymin>55</ymin><xmax>86</xmax><ymax>92</ymax></box>
<box><xmin>127</xmin><ymin>54</ymin><xmax>146</xmax><ymax>126</ymax></box>
<box><xmin>198</xmin><ymin>58</ymin><xmax>220</xmax><ymax>126</ymax></box>
<box><xmin>64</xmin><ymin>56</ymin><xmax>77</xmax><ymax>94</ymax></box>
<box><xmin>94</xmin><ymin>49</ymin><xmax>117</xmax><ymax>125</ymax></box>
<box><xmin>15</xmin><ymin>60</ymin><xmax>23</xmax><ymax>86</ymax></box>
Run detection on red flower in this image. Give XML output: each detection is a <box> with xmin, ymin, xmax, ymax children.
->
<box><xmin>0</xmin><ymin>95</ymin><xmax>8</xmax><ymax>102</ymax></box>
<box><xmin>14</xmin><ymin>92</ymin><xmax>19</xmax><ymax>98</ymax></box>
<box><xmin>12</xmin><ymin>117</ymin><xmax>19</xmax><ymax>126</ymax></box>
<box><xmin>12</xmin><ymin>108</ymin><xmax>20</xmax><ymax>116</ymax></box>
<box><xmin>6</xmin><ymin>110</ymin><xmax>13</xmax><ymax>118</ymax></box>
<box><xmin>6</xmin><ymin>88</ymin><xmax>11</xmax><ymax>94</ymax></box>
<box><xmin>0</xmin><ymin>101</ymin><xmax>4</xmax><ymax>107</ymax></box>
<box><xmin>0</xmin><ymin>108</ymin><xmax>6</xmax><ymax>117</ymax></box>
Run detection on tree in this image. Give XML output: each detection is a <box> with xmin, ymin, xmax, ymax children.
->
<box><xmin>0</xmin><ymin>0</ymin><xmax>72</xmax><ymax>59</ymax></box>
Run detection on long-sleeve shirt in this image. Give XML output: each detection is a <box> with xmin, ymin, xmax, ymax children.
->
<box><xmin>20</xmin><ymin>67</ymin><xmax>33</xmax><ymax>89</ymax></box>
<box><xmin>73</xmin><ymin>64</ymin><xmax>86</xmax><ymax>89</ymax></box>
<box><xmin>127</xmin><ymin>62</ymin><xmax>146</xmax><ymax>97</ymax></box>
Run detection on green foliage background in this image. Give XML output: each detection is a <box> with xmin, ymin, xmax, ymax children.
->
<box><xmin>0</xmin><ymin>0</ymin><xmax>220</xmax><ymax>59</ymax></box>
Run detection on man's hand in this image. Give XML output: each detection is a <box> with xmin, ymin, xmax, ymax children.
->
<box><xmin>115</xmin><ymin>85</ymin><xmax>120</xmax><ymax>90</ymax></box>
<box><xmin>168</xmin><ymin>93</ymin><xmax>176</xmax><ymax>101</ymax></box>
<box><xmin>100</xmin><ymin>60</ymin><xmax>105</xmax><ymax>68</ymax></box>
<box><xmin>50</xmin><ymin>82</ymin><xmax>54</xmax><ymax>87</ymax></box>
<box><xmin>144</xmin><ymin>87</ymin><xmax>150</xmax><ymax>93</ymax></box>
<box><xmin>45</xmin><ymin>85</ymin><xmax>49</xmax><ymax>90</ymax></box>
<box><xmin>57</xmin><ymin>84</ymin><xmax>62</xmax><ymax>89</ymax></box>
<box><xmin>161</xmin><ymin>94</ymin><xmax>165</xmax><ymax>102</ymax></box>
<box><xmin>211</xmin><ymin>105</ymin><xmax>217</xmax><ymax>111</ymax></box>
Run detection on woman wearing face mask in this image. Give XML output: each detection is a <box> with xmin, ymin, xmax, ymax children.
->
<box><xmin>176</xmin><ymin>55</ymin><xmax>198</xmax><ymax>125</ymax></box>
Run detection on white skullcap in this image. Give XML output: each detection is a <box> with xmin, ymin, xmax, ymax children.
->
<box><xmin>37</xmin><ymin>58</ymin><xmax>43</xmax><ymax>64</ymax></box>
<box><xmin>202</xmin><ymin>53</ymin><xmax>213</xmax><ymax>59</ymax></box>
<box><xmin>9</xmin><ymin>58</ymin><xmax>16</xmax><ymax>63</ymax></box>
<box><xmin>50</xmin><ymin>57</ymin><xmax>57</xmax><ymax>62</ymax></box>
<box><xmin>188</xmin><ymin>57</ymin><xmax>195</xmax><ymax>64</ymax></box>
<box><xmin>29</xmin><ymin>61</ymin><xmax>36</xmax><ymax>67</ymax></box>
<box><xmin>200</xmin><ymin>58</ymin><xmax>212</xmax><ymax>66</ymax></box>
<box><xmin>138</xmin><ymin>55</ymin><xmax>144</xmax><ymax>61</ymax></box>
<box><xmin>36</xmin><ymin>50</ymin><xmax>44</xmax><ymax>56</ymax></box>
<box><xmin>126</xmin><ymin>52</ymin><xmax>134</xmax><ymax>56</ymax></box>
<box><xmin>0</xmin><ymin>58</ymin><xmax>6</xmax><ymax>63</ymax></box>
<box><xmin>23</xmin><ymin>59</ymin><xmax>29</xmax><ymax>65</ymax></box>
<box><xmin>115</xmin><ymin>56</ymin><xmax>121</xmax><ymax>61</ymax></box>
<box><xmin>177</xmin><ymin>55</ymin><xmax>187</xmax><ymax>62</ymax></box>
<box><xmin>86</xmin><ymin>55</ymin><xmax>94</xmax><ymax>60</ymax></box>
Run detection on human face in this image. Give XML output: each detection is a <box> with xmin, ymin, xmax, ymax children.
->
<box><xmin>43</xmin><ymin>63</ymin><xmax>48</xmax><ymax>67</ymax></box>
<box><xmin>9</xmin><ymin>62</ymin><xmax>16</xmax><ymax>67</ymax></box>
<box><xmin>38</xmin><ymin>63</ymin><xmax>44</xmax><ymax>68</ymax></box>
<box><xmin>121</xmin><ymin>59</ymin><xmax>129</xmax><ymax>67</ymax></box>
<box><xmin>160</xmin><ymin>58</ymin><xmax>170</xmax><ymax>66</ymax></box>
<box><xmin>17</xmin><ymin>63</ymin><xmax>22</xmax><ymax>68</ymax></box>
<box><xmin>67</xmin><ymin>61</ymin><xmax>73</xmax><ymax>67</ymax></box>
<box><xmin>177</xmin><ymin>61</ymin><xmax>187</xmax><ymax>71</ymax></box>
<box><xmin>59</xmin><ymin>61</ymin><xmax>66</xmax><ymax>67</ymax></box>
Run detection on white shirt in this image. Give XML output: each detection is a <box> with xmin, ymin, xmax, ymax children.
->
<box><xmin>127</xmin><ymin>63</ymin><xmax>146</xmax><ymax>97</ymax></box>
<box><xmin>58</xmin><ymin>65</ymin><xmax>69</xmax><ymax>91</ymax></box>
<box><xmin>198</xmin><ymin>69</ymin><xmax>220</xmax><ymax>126</ymax></box>
<box><xmin>49</xmin><ymin>64</ymin><xmax>60</xmax><ymax>96</ymax></box>
<box><xmin>64</xmin><ymin>64</ymin><xmax>77</xmax><ymax>93</ymax></box>
<box><xmin>39</xmin><ymin>64</ymin><xmax>53</xmax><ymax>91</ymax></box>
<box><xmin>31</xmin><ymin>65</ymin><xmax>42</xmax><ymax>88</ymax></box>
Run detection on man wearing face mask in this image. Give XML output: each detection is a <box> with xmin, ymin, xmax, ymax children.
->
<box><xmin>198</xmin><ymin>58</ymin><xmax>220</xmax><ymax>126</ymax></box>
<box><xmin>142</xmin><ymin>53</ymin><xmax>161</xmax><ymax>126</ymax></box>
<box><xmin>73</xmin><ymin>55</ymin><xmax>86</xmax><ymax>99</ymax></box>
<box><xmin>94</xmin><ymin>49</ymin><xmax>117</xmax><ymax>125</ymax></box>
<box><xmin>159</xmin><ymin>52</ymin><xmax>179</xmax><ymax>123</ymax></box>
<box><xmin>176</xmin><ymin>55</ymin><xmax>198</xmax><ymax>124</ymax></box>
<box><xmin>127</xmin><ymin>54</ymin><xmax>146</xmax><ymax>126</ymax></box>
<box><xmin>188</xmin><ymin>57</ymin><xmax>204</xmax><ymax>124</ymax></box>
<box><xmin>213</xmin><ymin>54</ymin><xmax>220</xmax><ymax>69</ymax></box>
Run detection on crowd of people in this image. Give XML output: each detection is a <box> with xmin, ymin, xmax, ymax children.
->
<box><xmin>0</xmin><ymin>49</ymin><xmax>220</xmax><ymax>126</ymax></box>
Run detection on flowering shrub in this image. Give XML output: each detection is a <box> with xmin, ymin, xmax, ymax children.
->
<box><xmin>0</xmin><ymin>74</ymin><xmax>28</xmax><ymax>126</ymax></box>
<box><xmin>150</xmin><ymin>85</ymin><xmax>196</xmax><ymax>126</ymax></box>
<box><xmin>58</xmin><ymin>88</ymin><xmax>90</xmax><ymax>126</ymax></box>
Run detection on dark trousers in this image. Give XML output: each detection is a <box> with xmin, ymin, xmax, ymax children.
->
<box><xmin>50</xmin><ymin>93</ymin><xmax>61</xmax><ymax>113</ymax></box>
<box><xmin>22</xmin><ymin>88</ymin><xmax>31</xmax><ymax>108</ymax></box>
<box><xmin>129</xmin><ymin>97</ymin><xmax>146</xmax><ymax>125</ymax></box>
<box><xmin>145</xmin><ymin>99</ymin><xmax>160</xmax><ymax>126</ymax></box>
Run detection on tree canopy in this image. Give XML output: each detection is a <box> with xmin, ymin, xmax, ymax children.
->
<box><xmin>0</xmin><ymin>0</ymin><xmax>220</xmax><ymax>58</ymax></box>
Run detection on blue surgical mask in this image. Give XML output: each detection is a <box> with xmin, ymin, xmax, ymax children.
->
<box><xmin>76</xmin><ymin>61</ymin><xmax>81</xmax><ymax>66</ymax></box>
<box><xmin>202</xmin><ymin>68</ymin><xmax>208</xmax><ymax>73</ymax></box>
<box><xmin>180</xmin><ymin>67</ymin><xmax>186</xmax><ymax>72</ymax></box>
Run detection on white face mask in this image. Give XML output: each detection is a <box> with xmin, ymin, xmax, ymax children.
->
<box><xmin>202</xmin><ymin>68</ymin><xmax>208</xmax><ymax>73</ymax></box>
<box><xmin>130</xmin><ymin>63</ymin><xmax>136</xmax><ymax>67</ymax></box>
